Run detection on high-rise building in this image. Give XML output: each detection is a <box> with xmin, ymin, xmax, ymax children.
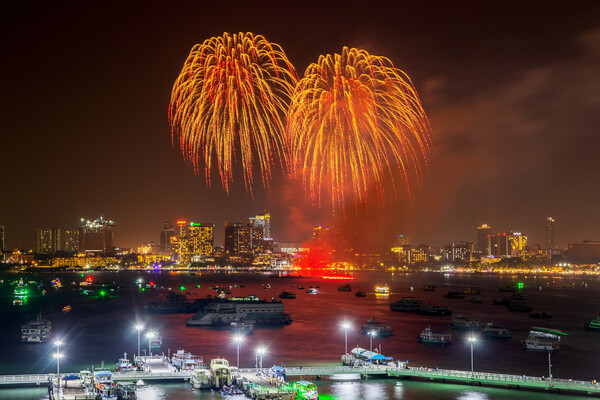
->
<box><xmin>0</xmin><ymin>225</ymin><xmax>4</xmax><ymax>251</ymax></box>
<box><xmin>476</xmin><ymin>224</ymin><xmax>492</xmax><ymax>255</ymax></box>
<box><xmin>160</xmin><ymin>222</ymin><xmax>176</xmax><ymax>253</ymax></box>
<box><xmin>409</xmin><ymin>245</ymin><xmax>429</xmax><ymax>264</ymax></box>
<box><xmin>63</xmin><ymin>230</ymin><xmax>79</xmax><ymax>252</ymax></box>
<box><xmin>224</xmin><ymin>222</ymin><xmax>257</xmax><ymax>256</ymax></box>
<box><xmin>176</xmin><ymin>220</ymin><xmax>189</xmax><ymax>261</ymax></box>
<box><xmin>443</xmin><ymin>241</ymin><xmax>474</xmax><ymax>262</ymax></box>
<box><xmin>35</xmin><ymin>228</ymin><xmax>61</xmax><ymax>254</ymax></box>
<box><xmin>188</xmin><ymin>223</ymin><xmax>214</xmax><ymax>257</ymax></box>
<box><xmin>394</xmin><ymin>234</ymin><xmax>410</xmax><ymax>246</ymax></box>
<box><xmin>79</xmin><ymin>217</ymin><xmax>115</xmax><ymax>253</ymax></box>
<box><xmin>488</xmin><ymin>231</ymin><xmax>527</xmax><ymax>258</ymax></box>
<box><xmin>546</xmin><ymin>217</ymin><xmax>555</xmax><ymax>252</ymax></box>
<box><xmin>250</xmin><ymin>213</ymin><xmax>271</xmax><ymax>240</ymax></box>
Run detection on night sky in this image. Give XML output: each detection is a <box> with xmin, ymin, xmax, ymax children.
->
<box><xmin>1</xmin><ymin>1</ymin><xmax>599</xmax><ymax>250</ymax></box>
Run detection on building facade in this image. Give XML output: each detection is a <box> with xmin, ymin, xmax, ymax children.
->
<box><xmin>35</xmin><ymin>228</ymin><xmax>61</xmax><ymax>254</ymax></box>
<box><xmin>79</xmin><ymin>217</ymin><xmax>115</xmax><ymax>253</ymax></box>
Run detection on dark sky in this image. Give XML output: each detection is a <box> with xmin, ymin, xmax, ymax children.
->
<box><xmin>1</xmin><ymin>1</ymin><xmax>599</xmax><ymax>250</ymax></box>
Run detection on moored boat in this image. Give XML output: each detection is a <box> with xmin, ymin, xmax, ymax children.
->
<box><xmin>451</xmin><ymin>315</ymin><xmax>480</xmax><ymax>330</ymax></box>
<box><xmin>338</xmin><ymin>284</ymin><xmax>352</xmax><ymax>292</ymax></box>
<box><xmin>278</xmin><ymin>291</ymin><xmax>297</xmax><ymax>299</ymax></box>
<box><xmin>354</xmin><ymin>291</ymin><xmax>367</xmax><ymax>297</ymax></box>
<box><xmin>361</xmin><ymin>320</ymin><xmax>393</xmax><ymax>337</ymax></box>
<box><xmin>418</xmin><ymin>327</ymin><xmax>453</xmax><ymax>344</ymax></box>
<box><xmin>584</xmin><ymin>315</ymin><xmax>600</xmax><ymax>331</ymax></box>
<box><xmin>172</xmin><ymin>349</ymin><xmax>204</xmax><ymax>371</ymax></box>
<box><xmin>524</xmin><ymin>327</ymin><xmax>565</xmax><ymax>351</ymax></box>
<box><xmin>190</xmin><ymin>367</ymin><xmax>214</xmax><ymax>389</ymax></box>
<box><xmin>116</xmin><ymin>353</ymin><xmax>136</xmax><ymax>372</ymax></box>
<box><xmin>417</xmin><ymin>303</ymin><xmax>452</xmax><ymax>316</ymax></box>
<box><xmin>390</xmin><ymin>297</ymin><xmax>423</xmax><ymax>312</ymax></box>
<box><xmin>483</xmin><ymin>322</ymin><xmax>512</xmax><ymax>338</ymax></box>
<box><xmin>210</xmin><ymin>358</ymin><xmax>232</xmax><ymax>387</ymax></box>
<box><xmin>290</xmin><ymin>381</ymin><xmax>319</xmax><ymax>400</ymax></box>
<box><xmin>444</xmin><ymin>291</ymin><xmax>466</xmax><ymax>299</ymax></box>
<box><xmin>21</xmin><ymin>314</ymin><xmax>51</xmax><ymax>343</ymax></box>
<box><xmin>93</xmin><ymin>371</ymin><xmax>118</xmax><ymax>400</ymax></box>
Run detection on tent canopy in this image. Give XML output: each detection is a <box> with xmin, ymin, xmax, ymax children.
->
<box><xmin>62</xmin><ymin>375</ymin><xmax>80</xmax><ymax>381</ymax></box>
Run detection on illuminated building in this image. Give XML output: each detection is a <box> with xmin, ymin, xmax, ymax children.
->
<box><xmin>250</xmin><ymin>212</ymin><xmax>271</xmax><ymax>240</ymax></box>
<box><xmin>0</xmin><ymin>225</ymin><xmax>4</xmax><ymax>251</ymax></box>
<box><xmin>160</xmin><ymin>222</ymin><xmax>176</xmax><ymax>253</ymax></box>
<box><xmin>63</xmin><ymin>230</ymin><xmax>79</xmax><ymax>252</ymax></box>
<box><xmin>175</xmin><ymin>220</ymin><xmax>214</xmax><ymax>263</ymax></box>
<box><xmin>35</xmin><ymin>228</ymin><xmax>61</xmax><ymax>254</ymax></box>
<box><xmin>79</xmin><ymin>217</ymin><xmax>115</xmax><ymax>253</ymax></box>
<box><xmin>488</xmin><ymin>231</ymin><xmax>527</xmax><ymax>258</ymax></box>
<box><xmin>476</xmin><ymin>224</ymin><xmax>492</xmax><ymax>255</ymax></box>
<box><xmin>546</xmin><ymin>217</ymin><xmax>555</xmax><ymax>257</ymax></box>
<box><xmin>391</xmin><ymin>244</ymin><xmax>410</xmax><ymax>263</ymax></box>
<box><xmin>138</xmin><ymin>242</ymin><xmax>161</xmax><ymax>254</ymax></box>
<box><xmin>443</xmin><ymin>241</ymin><xmax>474</xmax><ymax>262</ymax></box>
<box><xmin>224</xmin><ymin>222</ymin><xmax>255</xmax><ymax>255</ymax></box>
<box><xmin>312</xmin><ymin>226</ymin><xmax>333</xmax><ymax>247</ymax></box>
<box><xmin>394</xmin><ymin>234</ymin><xmax>409</xmax><ymax>246</ymax></box>
<box><xmin>176</xmin><ymin>220</ymin><xmax>189</xmax><ymax>262</ymax></box>
<box><xmin>409</xmin><ymin>245</ymin><xmax>429</xmax><ymax>264</ymax></box>
<box><xmin>506</xmin><ymin>232</ymin><xmax>527</xmax><ymax>257</ymax></box>
<box><xmin>568</xmin><ymin>241</ymin><xmax>600</xmax><ymax>263</ymax></box>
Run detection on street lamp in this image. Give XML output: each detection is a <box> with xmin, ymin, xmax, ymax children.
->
<box><xmin>54</xmin><ymin>340</ymin><xmax>63</xmax><ymax>375</ymax></box>
<box><xmin>233</xmin><ymin>335</ymin><xmax>244</xmax><ymax>368</ymax></box>
<box><xmin>468</xmin><ymin>335</ymin><xmax>477</xmax><ymax>378</ymax></box>
<box><xmin>135</xmin><ymin>324</ymin><xmax>144</xmax><ymax>360</ymax></box>
<box><xmin>548</xmin><ymin>352</ymin><xmax>553</xmax><ymax>387</ymax></box>
<box><xmin>256</xmin><ymin>347</ymin><xmax>266</xmax><ymax>386</ymax></box>
<box><xmin>341</xmin><ymin>321</ymin><xmax>351</xmax><ymax>355</ymax></box>
<box><xmin>146</xmin><ymin>331</ymin><xmax>156</xmax><ymax>359</ymax></box>
<box><xmin>369</xmin><ymin>330</ymin><xmax>376</xmax><ymax>352</ymax></box>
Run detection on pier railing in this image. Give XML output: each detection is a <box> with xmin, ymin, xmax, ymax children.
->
<box><xmin>0</xmin><ymin>374</ymin><xmax>52</xmax><ymax>385</ymax></box>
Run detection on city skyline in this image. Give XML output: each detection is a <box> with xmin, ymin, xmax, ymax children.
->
<box><xmin>1</xmin><ymin>1</ymin><xmax>599</xmax><ymax>250</ymax></box>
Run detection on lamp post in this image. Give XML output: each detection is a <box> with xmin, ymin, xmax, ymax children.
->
<box><xmin>342</xmin><ymin>321</ymin><xmax>351</xmax><ymax>355</ymax></box>
<box><xmin>233</xmin><ymin>335</ymin><xmax>244</xmax><ymax>368</ymax></box>
<box><xmin>54</xmin><ymin>340</ymin><xmax>63</xmax><ymax>375</ymax></box>
<box><xmin>146</xmin><ymin>331</ymin><xmax>156</xmax><ymax>359</ymax></box>
<box><xmin>256</xmin><ymin>347</ymin><xmax>266</xmax><ymax>386</ymax></box>
<box><xmin>369</xmin><ymin>330</ymin><xmax>376</xmax><ymax>353</ymax></box>
<box><xmin>548</xmin><ymin>352</ymin><xmax>553</xmax><ymax>387</ymax></box>
<box><xmin>135</xmin><ymin>324</ymin><xmax>144</xmax><ymax>361</ymax></box>
<box><xmin>468</xmin><ymin>335</ymin><xmax>477</xmax><ymax>378</ymax></box>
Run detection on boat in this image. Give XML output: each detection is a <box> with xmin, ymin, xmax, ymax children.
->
<box><xmin>21</xmin><ymin>314</ymin><xmax>51</xmax><ymax>343</ymax></box>
<box><xmin>375</xmin><ymin>285</ymin><xmax>389</xmax><ymax>294</ymax></box>
<box><xmin>451</xmin><ymin>315</ymin><xmax>480</xmax><ymax>330</ymax></box>
<box><xmin>469</xmin><ymin>296</ymin><xmax>484</xmax><ymax>304</ymax></box>
<box><xmin>93</xmin><ymin>371</ymin><xmax>118</xmax><ymax>400</ymax></box>
<box><xmin>524</xmin><ymin>327</ymin><xmax>566</xmax><ymax>351</ymax></box>
<box><xmin>115</xmin><ymin>381</ymin><xmax>137</xmax><ymax>400</ymax></box>
<box><xmin>508</xmin><ymin>302</ymin><xmax>532</xmax><ymax>312</ymax></box>
<box><xmin>62</xmin><ymin>305</ymin><xmax>72</xmax><ymax>313</ymax></box>
<box><xmin>361</xmin><ymin>320</ymin><xmax>393</xmax><ymax>337</ymax></box>
<box><xmin>389</xmin><ymin>297</ymin><xmax>423</xmax><ymax>312</ymax></box>
<box><xmin>499</xmin><ymin>285</ymin><xmax>517</xmax><ymax>292</ymax></box>
<box><xmin>229</xmin><ymin>320</ymin><xmax>254</xmax><ymax>335</ymax></box>
<box><xmin>463</xmin><ymin>287</ymin><xmax>480</xmax><ymax>295</ymax></box>
<box><xmin>221</xmin><ymin>385</ymin><xmax>243</xmax><ymax>395</ymax></box>
<box><xmin>190</xmin><ymin>367</ymin><xmax>214</xmax><ymax>389</ymax></box>
<box><xmin>483</xmin><ymin>322</ymin><xmax>512</xmax><ymax>338</ymax></box>
<box><xmin>584</xmin><ymin>315</ymin><xmax>600</xmax><ymax>331</ymax></box>
<box><xmin>172</xmin><ymin>349</ymin><xmax>204</xmax><ymax>370</ymax></box>
<box><xmin>297</xmin><ymin>286</ymin><xmax>305</xmax><ymax>290</ymax></box>
<box><xmin>116</xmin><ymin>353</ymin><xmax>136</xmax><ymax>372</ymax></box>
<box><xmin>529</xmin><ymin>312</ymin><xmax>552</xmax><ymax>319</ymax></box>
<box><xmin>338</xmin><ymin>284</ymin><xmax>352</xmax><ymax>292</ymax></box>
<box><xmin>305</xmin><ymin>288</ymin><xmax>318</xmax><ymax>294</ymax></box>
<box><xmin>186</xmin><ymin>299</ymin><xmax>291</xmax><ymax>326</ymax></box>
<box><xmin>443</xmin><ymin>291</ymin><xmax>466</xmax><ymax>299</ymax></box>
<box><xmin>290</xmin><ymin>381</ymin><xmax>319</xmax><ymax>400</ymax></box>
<box><xmin>210</xmin><ymin>359</ymin><xmax>232</xmax><ymax>387</ymax></box>
<box><xmin>278</xmin><ymin>291</ymin><xmax>297</xmax><ymax>299</ymax></box>
<box><xmin>354</xmin><ymin>291</ymin><xmax>367</xmax><ymax>297</ymax></box>
<box><xmin>417</xmin><ymin>304</ymin><xmax>452</xmax><ymax>316</ymax></box>
<box><xmin>418</xmin><ymin>327</ymin><xmax>453</xmax><ymax>344</ymax></box>
<box><xmin>420</xmin><ymin>285</ymin><xmax>436</xmax><ymax>291</ymax></box>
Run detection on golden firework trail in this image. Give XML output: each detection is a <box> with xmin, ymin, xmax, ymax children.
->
<box><xmin>169</xmin><ymin>32</ymin><xmax>298</xmax><ymax>193</ymax></box>
<box><xmin>287</xmin><ymin>47</ymin><xmax>432</xmax><ymax>208</ymax></box>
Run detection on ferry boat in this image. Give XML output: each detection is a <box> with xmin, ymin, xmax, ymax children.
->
<box><xmin>172</xmin><ymin>349</ymin><xmax>204</xmax><ymax>371</ymax></box>
<box><xmin>418</xmin><ymin>327</ymin><xmax>453</xmax><ymax>344</ymax></box>
<box><xmin>229</xmin><ymin>320</ymin><xmax>254</xmax><ymax>335</ymax></box>
<box><xmin>290</xmin><ymin>381</ymin><xmax>319</xmax><ymax>400</ymax></box>
<box><xmin>186</xmin><ymin>299</ymin><xmax>291</xmax><ymax>326</ymax></box>
<box><xmin>338</xmin><ymin>284</ymin><xmax>352</xmax><ymax>292</ymax></box>
<box><xmin>116</xmin><ymin>353</ymin><xmax>136</xmax><ymax>372</ymax></box>
<box><xmin>210</xmin><ymin>358</ymin><xmax>231</xmax><ymax>387</ymax></box>
<box><xmin>115</xmin><ymin>382</ymin><xmax>137</xmax><ymax>400</ymax></box>
<box><xmin>584</xmin><ymin>315</ymin><xmax>600</xmax><ymax>331</ymax></box>
<box><xmin>389</xmin><ymin>297</ymin><xmax>423</xmax><ymax>312</ymax></box>
<box><xmin>21</xmin><ymin>314</ymin><xmax>52</xmax><ymax>343</ymax></box>
<box><xmin>451</xmin><ymin>316</ymin><xmax>480</xmax><ymax>330</ymax></box>
<box><xmin>417</xmin><ymin>303</ymin><xmax>452</xmax><ymax>316</ymax></box>
<box><xmin>375</xmin><ymin>285</ymin><xmax>389</xmax><ymax>294</ymax></box>
<box><xmin>93</xmin><ymin>371</ymin><xmax>118</xmax><ymax>400</ymax></box>
<box><xmin>361</xmin><ymin>320</ymin><xmax>393</xmax><ymax>336</ymax></box>
<box><xmin>483</xmin><ymin>322</ymin><xmax>512</xmax><ymax>338</ymax></box>
<box><xmin>190</xmin><ymin>367</ymin><xmax>214</xmax><ymax>389</ymax></box>
<box><xmin>278</xmin><ymin>291</ymin><xmax>297</xmax><ymax>299</ymax></box>
<box><xmin>524</xmin><ymin>327</ymin><xmax>565</xmax><ymax>351</ymax></box>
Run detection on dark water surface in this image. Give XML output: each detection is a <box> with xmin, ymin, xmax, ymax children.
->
<box><xmin>1</xmin><ymin>271</ymin><xmax>598</xmax><ymax>399</ymax></box>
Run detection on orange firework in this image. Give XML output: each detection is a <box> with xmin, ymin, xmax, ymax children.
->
<box><xmin>169</xmin><ymin>32</ymin><xmax>298</xmax><ymax>193</ymax></box>
<box><xmin>287</xmin><ymin>47</ymin><xmax>432</xmax><ymax>208</ymax></box>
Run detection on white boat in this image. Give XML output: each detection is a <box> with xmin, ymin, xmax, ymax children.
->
<box><xmin>93</xmin><ymin>371</ymin><xmax>118</xmax><ymax>400</ymax></box>
<box><xmin>418</xmin><ymin>327</ymin><xmax>453</xmax><ymax>344</ymax></box>
<box><xmin>186</xmin><ymin>299</ymin><xmax>291</xmax><ymax>326</ymax></box>
<box><xmin>524</xmin><ymin>327</ymin><xmax>565</xmax><ymax>351</ymax></box>
<box><xmin>451</xmin><ymin>315</ymin><xmax>480</xmax><ymax>330</ymax></box>
<box><xmin>116</xmin><ymin>353</ymin><xmax>136</xmax><ymax>372</ymax></box>
<box><xmin>171</xmin><ymin>349</ymin><xmax>204</xmax><ymax>371</ymax></box>
<box><xmin>21</xmin><ymin>314</ymin><xmax>52</xmax><ymax>343</ymax></box>
<box><xmin>375</xmin><ymin>285</ymin><xmax>389</xmax><ymax>294</ymax></box>
<box><xmin>210</xmin><ymin>359</ymin><xmax>232</xmax><ymax>387</ymax></box>
<box><xmin>190</xmin><ymin>367</ymin><xmax>214</xmax><ymax>389</ymax></box>
<box><xmin>483</xmin><ymin>322</ymin><xmax>512</xmax><ymax>338</ymax></box>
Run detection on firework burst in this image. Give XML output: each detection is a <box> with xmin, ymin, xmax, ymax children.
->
<box><xmin>287</xmin><ymin>47</ymin><xmax>432</xmax><ymax>208</ymax></box>
<box><xmin>169</xmin><ymin>32</ymin><xmax>298</xmax><ymax>193</ymax></box>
